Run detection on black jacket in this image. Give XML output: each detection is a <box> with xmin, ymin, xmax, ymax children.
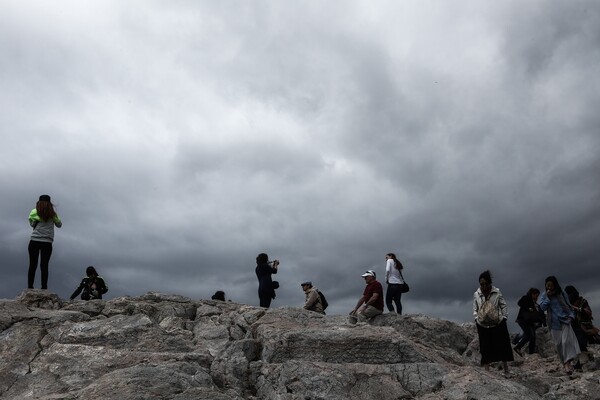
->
<box><xmin>70</xmin><ymin>276</ymin><xmax>108</xmax><ymax>300</ymax></box>
<box><xmin>255</xmin><ymin>263</ymin><xmax>278</xmax><ymax>299</ymax></box>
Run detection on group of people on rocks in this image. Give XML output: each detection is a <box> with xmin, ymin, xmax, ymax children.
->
<box><xmin>27</xmin><ymin>195</ymin><xmax>109</xmax><ymax>301</ymax></box>
<box><xmin>473</xmin><ymin>270</ymin><xmax>599</xmax><ymax>377</ymax></box>
<box><xmin>253</xmin><ymin>252</ymin><xmax>407</xmax><ymax>320</ymax></box>
<box><xmin>26</xmin><ymin>195</ymin><xmax>598</xmax><ymax>378</ymax></box>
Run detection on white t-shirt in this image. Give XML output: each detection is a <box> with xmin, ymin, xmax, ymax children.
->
<box><xmin>385</xmin><ymin>259</ymin><xmax>404</xmax><ymax>284</ymax></box>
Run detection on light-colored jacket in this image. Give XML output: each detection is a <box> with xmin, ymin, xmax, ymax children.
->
<box><xmin>29</xmin><ymin>209</ymin><xmax>62</xmax><ymax>243</ymax></box>
<box><xmin>303</xmin><ymin>287</ymin><xmax>325</xmax><ymax>314</ymax></box>
<box><xmin>473</xmin><ymin>286</ymin><xmax>508</xmax><ymax>325</ymax></box>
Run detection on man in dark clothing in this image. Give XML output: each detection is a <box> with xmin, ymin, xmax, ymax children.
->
<box><xmin>349</xmin><ymin>270</ymin><xmax>384</xmax><ymax>324</ymax></box>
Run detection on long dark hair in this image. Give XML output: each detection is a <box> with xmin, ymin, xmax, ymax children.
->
<box><xmin>544</xmin><ymin>276</ymin><xmax>562</xmax><ymax>295</ymax></box>
<box><xmin>36</xmin><ymin>199</ymin><xmax>57</xmax><ymax>222</ymax></box>
<box><xmin>479</xmin><ymin>270</ymin><xmax>492</xmax><ymax>285</ymax></box>
<box><xmin>526</xmin><ymin>287</ymin><xmax>540</xmax><ymax>297</ymax></box>
<box><xmin>86</xmin><ymin>266</ymin><xmax>99</xmax><ymax>277</ymax></box>
<box><xmin>387</xmin><ymin>253</ymin><xmax>403</xmax><ymax>270</ymax></box>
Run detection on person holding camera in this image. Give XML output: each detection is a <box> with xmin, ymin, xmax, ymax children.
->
<box><xmin>255</xmin><ymin>253</ymin><xmax>279</xmax><ymax>308</ymax></box>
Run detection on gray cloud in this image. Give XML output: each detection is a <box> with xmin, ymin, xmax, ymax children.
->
<box><xmin>1</xmin><ymin>1</ymin><xmax>599</xmax><ymax>330</ymax></box>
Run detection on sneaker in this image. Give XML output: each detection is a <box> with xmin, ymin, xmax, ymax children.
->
<box><xmin>513</xmin><ymin>347</ymin><xmax>523</xmax><ymax>357</ymax></box>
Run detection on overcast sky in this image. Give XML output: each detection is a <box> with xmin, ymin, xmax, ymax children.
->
<box><xmin>1</xmin><ymin>1</ymin><xmax>599</xmax><ymax>330</ymax></box>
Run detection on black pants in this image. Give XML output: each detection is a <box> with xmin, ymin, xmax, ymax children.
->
<box><xmin>259</xmin><ymin>292</ymin><xmax>272</xmax><ymax>308</ymax></box>
<box><xmin>572</xmin><ymin>322</ymin><xmax>588</xmax><ymax>352</ymax></box>
<box><xmin>28</xmin><ymin>240</ymin><xmax>53</xmax><ymax>289</ymax></box>
<box><xmin>515</xmin><ymin>320</ymin><xmax>537</xmax><ymax>354</ymax></box>
<box><xmin>386</xmin><ymin>284</ymin><xmax>403</xmax><ymax>314</ymax></box>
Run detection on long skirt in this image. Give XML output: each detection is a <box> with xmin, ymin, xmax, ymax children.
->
<box><xmin>477</xmin><ymin>320</ymin><xmax>514</xmax><ymax>365</ymax></box>
<box><xmin>551</xmin><ymin>323</ymin><xmax>581</xmax><ymax>364</ymax></box>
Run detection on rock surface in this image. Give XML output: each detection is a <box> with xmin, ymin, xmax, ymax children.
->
<box><xmin>1</xmin><ymin>290</ymin><xmax>599</xmax><ymax>399</ymax></box>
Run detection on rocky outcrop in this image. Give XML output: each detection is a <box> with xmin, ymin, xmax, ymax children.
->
<box><xmin>1</xmin><ymin>290</ymin><xmax>598</xmax><ymax>399</ymax></box>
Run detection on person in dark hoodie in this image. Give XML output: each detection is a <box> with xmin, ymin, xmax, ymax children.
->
<box><xmin>28</xmin><ymin>194</ymin><xmax>62</xmax><ymax>289</ymax></box>
<box><xmin>70</xmin><ymin>266</ymin><xmax>108</xmax><ymax>300</ymax></box>
<box><xmin>255</xmin><ymin>253</ymin><xmax>279</xmax><ymax>308</ymax></box>
<box><xmin>513</xmin><ymin>287</ymin><xmax>544</xmax><ymax>356</ymax></box>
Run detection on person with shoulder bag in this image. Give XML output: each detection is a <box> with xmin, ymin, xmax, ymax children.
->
<box><xmin>473</xmin><ymin>270</ymin><xmax>514</xmax><ymax>376</ymax></box>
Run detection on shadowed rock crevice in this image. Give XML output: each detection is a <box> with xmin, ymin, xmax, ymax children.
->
<box><xmin>1</xmin><ymin>290</ymin><xmax>599</xmax><ymax>399</ymax></box>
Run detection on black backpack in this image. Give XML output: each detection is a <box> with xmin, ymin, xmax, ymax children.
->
<box><xmin>317</xmin><ymin>290</ymin><xmax>328</xmax><ymax>310</ymax></box>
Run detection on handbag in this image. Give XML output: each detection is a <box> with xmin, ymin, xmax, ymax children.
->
<box><xmin>477</xmin><ymin>298</ymin><xmax>501</xmax><ymax>327</ymax></box>
<box><xmin>399</xmin><ymin>271</ymin><xmax>409</xmax><ymax>293</ymax></box>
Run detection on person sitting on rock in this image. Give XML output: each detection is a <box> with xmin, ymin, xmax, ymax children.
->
<box><xmin>70</xmin><ymin>266</ymin><xmax>108</xmax><ymax>300</ymax></box>
<box><xmin>349</xmin><ymin>270</ymin><xmax>384</xmax><ymax>324</ymax></box>
<box><xmin>301</xmin><ymin>281</ymin><xmax>325</xmax><ymax>314</ymax></box>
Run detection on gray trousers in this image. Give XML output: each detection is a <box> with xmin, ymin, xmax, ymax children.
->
<box><xmin>349</xmin><ymin>305</ymin><xmax>383</xmax><ymax>324</ymax></box>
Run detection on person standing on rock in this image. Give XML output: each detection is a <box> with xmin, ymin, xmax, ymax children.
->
<box><xmin>27</xmin><ymin>194</ymin><xmax>62</xmax><ymax>290</ymax></box>
<box><xmin>255</xmin><ymin>253</ymin><xmax>279</xmax><ymax>308</ymax></box>
<box><xmin>301</xmin><ymin>281</ymin><xmax>325</xmax><ymax>314</ymax></box>
<box><xmin>539</xmin><ymin>276</ymin><xmax>581</xmax><ymax>375</ymax></box>
<box><xmin>385</xmin><ymin>253</ymin><xmax>405</xmax><ymax>314</ymax></box>
<box><xmin>473</xmin><ymin>270</ymin><xmax>513</xmax><ymax>376</ymax></box>
<box><xmin>349</xmin><ymin>270</ymin><xmax>384</xmax><ymax>324</ymax></box>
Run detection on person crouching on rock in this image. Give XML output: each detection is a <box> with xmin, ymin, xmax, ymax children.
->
<box><xmin>301</xmin><ymin>281</ymin><xmax>325</xmax><ymax>314</ymax></box>
<box><xmin>211</xmin><ymin>291</ymin><xmax>226</xmax><ymax>301</ymax></box>
<box><xmin>349</xmin><ymin>270</ymin><xmax>383</xmax><ymax>324</ymax></box>
<box><xmin>70</xmin><ymin>266</ymin><xmax>108</xmax><ymax>300</ymax></box>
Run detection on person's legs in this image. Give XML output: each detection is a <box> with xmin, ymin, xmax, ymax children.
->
<box><xmin>394</xmin><ymin>290</ymin><xmax>402</xmax><ymax>315</ymax></box>
<box><xmin>515</xmin><ymin>320</ymin><xmax>532</xmax><ymax>351</ymax></box>
<box><xmin>357</xmin><ymin>305</ymin><xmax>383</xmax><ymax>322</ymax></box>
<box><xmin>528</xmin><ymin>326</ymin><xmax>538</xmax><ymax>354</ymax></box>
<box><xmin>386</xmin><ymin>284</ymin><xmax>403</xmax><ymax>314</ymax></box>
<box><xmin>27</xmin><ymin>240</ymin><xmax>41</xmax><ymax>289</ymax></box>
<box><xmin>385</xmin><ymin>285</ymin><xmax>395</xmax><ymax>312</ymax></box>
<box><xmin>259</xmin><ymin>292</ymin><xmax>272</xmax><ymax>308</ymax></box>
<box><xmin>39</xmin><ymin>242</ymin><xmax>53</xmax><ymax>290</ymax></box>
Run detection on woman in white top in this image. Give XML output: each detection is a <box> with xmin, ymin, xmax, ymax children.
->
<box><xmin>385</xmin><ymin>253</ymin><xmax>405</xmax><ymax>314</ymax></box>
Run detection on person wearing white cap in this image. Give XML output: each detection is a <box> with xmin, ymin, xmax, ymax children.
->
<box><xmin>349</xmin><ymin>270</ymin><xmax>384</xmax><ymax>324</ymax></box>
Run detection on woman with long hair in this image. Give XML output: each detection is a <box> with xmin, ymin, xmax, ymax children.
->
<box><xmin>70</xmin><ymin>266</ymin><xmax>108</xmax><ymax>300</ymax></box>
<box><xmin>385</xmin><ymin>253</ymin><xmax>405</xmax><ymax>314</ymax></box>
<box><xmin>539</xmin><ymin>276</ymin><xmax>581</xmax><ymax>375</ymax></box>
<box><xmin>473</xmin><ymin>270</ymin><xmax>513</xmax><ymax>376</ymax></box>
<box><xmin>28</xmin><ymin>194</ymin><xmax>62</xmax><ymax>289</ymax></box>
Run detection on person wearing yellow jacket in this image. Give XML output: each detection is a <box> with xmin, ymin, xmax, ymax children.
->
<box><xmin>28</xmin><ymin>194</ymin><xmax>62</xmax><ymax>289</ymax></box>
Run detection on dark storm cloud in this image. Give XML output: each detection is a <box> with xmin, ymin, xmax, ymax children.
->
<box><xmin>1</xmin><ymin>1</ymin><xmax>599</xmax><ymax>327</ymax></box>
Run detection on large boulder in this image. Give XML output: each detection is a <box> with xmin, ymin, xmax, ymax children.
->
<box><xmin>0</xmin><ymin>290</ymin><xmax>598</xmax><ymax>399</ymax></box>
